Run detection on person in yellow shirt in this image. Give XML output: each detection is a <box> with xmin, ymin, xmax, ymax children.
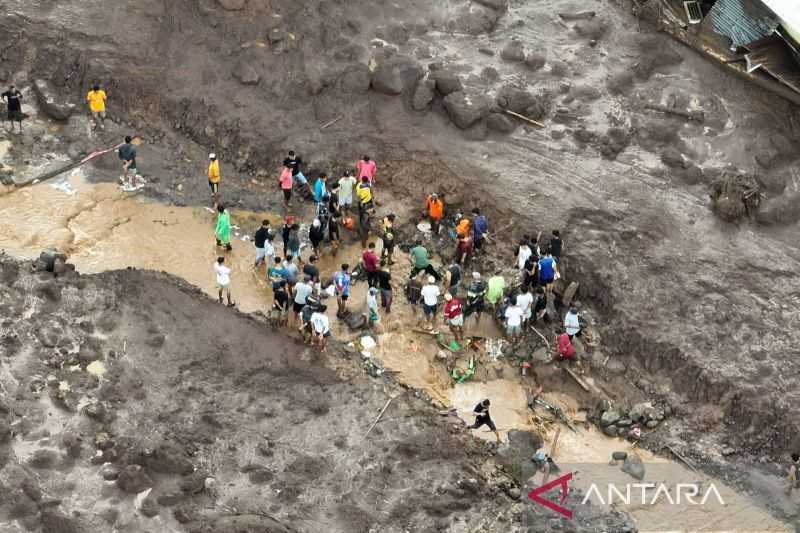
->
<box><xmin>356</xmin><ymin>176</ymin><xmax>374</xmax><ymax>213</ymax></box>
<box><xmin>208</xmin><ymin>153</ymin><xmax>221</xmax><ymax>208</ymax></box>
<box><xmin>86</xmin><ymin>84</ymin><xmax>107</xmax><ymax>130</ymax></box>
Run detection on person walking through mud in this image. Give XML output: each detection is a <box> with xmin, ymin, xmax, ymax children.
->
<box><xmin>367</xmin><ymin>287</ymin><xmax>383</xmax><ymax>334</ymax></box>
<box><xmin>375</xmin><ymin>268</ymin><xmax>393</xmax><ymax>314</ymax></box>
<box><xmin>2</xmin><ymin>85</ymin><xmax>23</xmax><ymax>133</ymax></box>
<box><xmin>310</xmin><ymin>304</ymin><xmax>332</xmax><ymax>352</ymax></box>
<box><xmin>283</xmin><ymin>150</ymin><xmax>312</xmax><ymax>197</ymax></box>
<box><xmin>338</xmin><ymin>169</ymin><xmax>357</xmax><ymax>215</ymax></box>
<box><xmin>302</xmin><ymin>254</ymin><xmax>321</xmax><ymax>290</ymax></box>
<box><xmin>272</xmin><ymin>280</ymin><xmax>289</xmax><ymax>326</ymax></box>
<box><xmin>425</xmin><ymin>193</ymin><xmax>444</xmax><ymax>234</ymax></box>
<box><xmin>282</xmin><ymin>255</ymin><xmax>299</xmax><ymax>291</ymax></box>
<box><xmin>118</xmin><ymin>136</ymin><xmax>139</xmax><ymax>191</ymax></box>
<box><xmin>333</xmin><ymin>263</ymin><xmax>351</xmax><ymax>317</ymax></box>
<box><xmin>380</xmin><ymin>213</ymin><xmax>396</xmax><ymax>266</ymax></box>
<box><xmin>279</xmin><ymin>165</ymin><xmax>293</xmax><ymax>210</ymax></box>
<box><xmin>409</xmin><ymin>240</ymin><xmax>441</xmax><ymax>281</ymax></box>
<box><xmin>405</xmin><ymin>272</ymin><xmax>423</xmax><ymax>317</ymax></box>
<box><xmin>208</xmin><ymin>153</ymin><xmax>221</xmax><ymax>208</ymax></box>
<box><xmin>215</xmin><ymin>204</ymin><xmax>232</xmax><ymax>251</ymax></box>
<box><xmin>309</xmin><ymin>219</ymin><xmax>325</xmax><ymax>257</ymax></box>
<box><xmin>287</xmin><ymin>223</ymin><xmax>301</xmax><ymax>259</ymax></box>
<box><xmin>268</xmin><ymin>256</ymin><xmax>286</xmax><ymax>290</ymax></box>
<box><xmin>550</xmin><ymin>229</ymin><xmax>564</xmax><ymax>264</ymax></box>
<box><xmin>362</xmin><ymin>242</ymin><xmax>380</xmax><ymax>287</ymax></box>
<box><xmin>564</xmin><ymin>305</ymin><xmax>581</xmax><ymax>341</ymax></box>
<box><xmin>504</xmin><ymin>296</ymin><xmax>524</xmax><ymax>345</ymax></box>
<box><xmin>468</xmin><ymin>399</ymin><xmax>501</xmax><ymax>443</ymax></box>
<box><xmin>443</xmin><ymin>293</ymin><xmax>464</xmax><ymax>343</ymax></box>
<box><xmin>254</xmin><ymin>219</ymin><xmax>273</xmax><ymax>268</ymax></box>
<box><xmin>86</xmin><ymin>83</ymin><xmax>107</xmax><ymax>131</ymax></box>
<box><xmin>472</xmin><ymin>208</ymin><xmax>489</xmax><ymax>253</ymax></box>
<box><xmin>313</xmin><ymin>173</ymin><xmax>328</xmax><ymax>205</ymax></box>
<box><xmin>356</xmin><ymin>176</ymin><xmax>374</xmax><ymax>213</ymax></box>
<box><xmin>328</xmin><ymin>202</ymin><xmax>341</xmax><ymax>255</ymax></box>
<box><xmin>292</xmin><ymin>276</ymin><xmax>314</xmax><ymax>325</ymax></box>
<box><xmin>421</xmin><ymin>276</ymin><xmax>441</xmax><ymax>330</ymax></box>
<box><xmin>356</xmin><ymin>155</ymin><xmax>377</xmax><ymax>186</ymax></box>
<box><xmin>214</xmin><ymin>256</ymin><xmax>234</xmax><ymax>307</ymax></box>
<box><xmin>465</xmin><ymin>272</ymin><xmax>487</xmax><ymax>326</ymax></box>
<box><xmin>538</xmin><ymin>249</ymin><xmax>557</xmax><ymax>296</ymax></box>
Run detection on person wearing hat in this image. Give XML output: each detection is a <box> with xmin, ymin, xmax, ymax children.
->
<box><xmin>208</xmin><ymin>153</ymin><xmax>221</xmax><ymax>208</ymax></box>
<box><xmin>86</xmin><ymin>83</ymin><xmax>107</xmax><ymax>131</ymax></box>
<box><xmin>425</xmin><ymin>193</ymin><xmax>444</xmax><ymax>234</ymax></box>
<box><xmin>309</xmin><ymin>218</ymin><xmax>325</xmax><ymax>257</ymax></box>
<box><xmin>465</xmin><ymin>271</ymin><xmax>487</xmax><ymax>326</ymax></box>
<box><xmin>443</xmin><ymin>292</ymin><xmax>464</xmax><ymax>342</ymax></box>
<box><xmin>421</xmin><ymin>276</ymin><xmax>441</xmax><ymax>330</ymax></box>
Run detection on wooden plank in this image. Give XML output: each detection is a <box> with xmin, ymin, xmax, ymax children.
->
<box><xmin>563</xmin><ymin>366</ymin><xmax>590</xmax><ymax>392</ymax></box>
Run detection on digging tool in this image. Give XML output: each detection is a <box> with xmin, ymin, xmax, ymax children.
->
<box><xmin>320</xmin><ymin>116</ymin><xmax>342</xmax><ymax>130</ymax></box>
<box><xmin>529</xmin><ymin>325</ymin><xmax>551</xmax><ymax>350</ymax></box>
<box><xmin>364</xmin><ymin>397</ymin><xmax>394</xmax><ymax>439</ymax></box>
<box><xmin>644</xmin><ymin>103</ymin><xmax>704</xmax><ymax>123</ymax></box>
<box><xmin>502</xmin><ymin>109</ymin><xmax>545</xmax><ymax>128</ymax></box>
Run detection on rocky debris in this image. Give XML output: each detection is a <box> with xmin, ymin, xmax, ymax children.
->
<box><xmin>474</xmin><ymin>0</ymin><xmax>508</xmax><ymax>10</ymax></box>
<box><xmin>597</xmin><ymin>128</ymin><xmax>631</xmax><ymax>160</ymax></box>
<box><xmin>661</xmin><ymin>147</ymin><xmax>687</xmax><ymax>169</ymax></box>
<box><xmin>217</xmin><ymin>0</ymin><xmax>246</xmax><ymax>10</ymax></box>
<box><xmin>607</xmin><ymin>69</ymin><xmax>635</xmax><ymax>95</ymax></box>
<box><xmin>495</xmin><ymin>85</ymin><xmax>545</xmax><ymax>119</ymax></box>
<box><xmin>432</xmin><ymin>69</ymin><xmax>463</xmax><ymax>96</ymax></box>
<box><xmin>138</xmin><ymin>490</ymin><xmax>160</xmax><ymax>518</ymax></box>
<box><xmin>140</xmin><ymin>441</ymin><xmax>194</xmax><ymax>474</ymax></box>
<box><xmin>370</xmin><ymin>56</ymin><xmax>422</xmax><ymax>96</ymax></box>
<box><xmin>100</xmin><ymin>464</ymin><xmax>120</xmax><ymax>481</ymax></box>
<box><xmin>524</xmin><ymin>53</ymin><xmax>546</xmax><ymax>71</ymax></box>
<box><xmin>635</xmin><ymin>36</ymin><xmax>683</xmax><ymax>80</ymax></box>
<box><xmin>116</xmin><ymin>465</ymin><xmax>154</xmax><ymax>493</ymax></box>
<box><xmin>596</xmin><ymin>400</ymin><xmax>667</xmax><ymax>437</ymax></box>
<box><xmin>600</xmin><ymin>408</ymin><xmax>622</xmax><ymax>427</ymax></box>
<box><xmin>232</xmin><ymin>61</ymin><xmax>260</xmax><ymax>85</ymax></box>
<box><xmin>41</xmin><ymin>511</ymin><xmax>79</xmax><ymax>533</ymax></box>
<box><xmin>28</xmin><ymin>449</ymin><xmax>59</xmax><ymax>469</ymax></box>
<box><xmin>710</xmin><ymin>174</ymin><xmax>762</xmax><ymax>221</ymax></box>
<box><xmin>478</xmin><ymin>47</ymin><xmax>495</xmax><ymax>56</ymax></box>
<box><xmin>449</xmin><ymin>3</ymin><xmax>501</xmax><ymax>35</ymax></box>
<box><xmin>549</xmin><ymin>61</ymin><xmax>569</xmax><ymax>77</ymax></box>
<box><xmin>573</xmin><ymin>18</ymin><xmax>607</xmax><ymax>41</ymax></box>
<box><xmin>500</xmin><ymin>40</ymin><xmax>525</xmax><ymax>62</ymax></box>
<box><xmin>412</xmin><ymin>78</ymin><xmax>436</xmax><ymax>111</ymax></box>
<box><xmin>33</xmin><ymin>79</ymin><xmax>76</xmax><ymax>121</ymax></box>
<box><xmin>338</xmin><ymin>65</ymin><xmax>371</xmax><ymax>92</ymax></box>
<box><xmin>621</xmin><ymin>453</ymin><xmax>645</xmax><ymax>480</ymax></box>
<box><xmin>755</xmin><ymin>149</ymin><xmax>780</xmax><ymax>168</ymax></box>
<box><xmin>34</xmin><ymin>248</ymin><xmax>68</xmax><ymax>273</ymax></box>
<box><xmin>443</xmin><ymin>91</ymin><xmax>490</xmax><ymax>129</ymax></box>
<box><xmin>486</xmin><ymin>112</ymin><xmax>516</xmax><ymax>133</ymax></box>
<box><xmin>611</xmin><ymin>451</ymin><xmax>628</xmax><ymax>461</ymax></box>
<box><xmin>571</xmin><ymin>85</ymin><xmax>602</xmax><ymax>102</ymax></box>
<box><xmin>242</xmin><ymin>464</ymin><xmax>274</xmax><ymax>484</ymax></box>
<box><xmin>186</xmin><ymin>514</ymin><xmax>298</xmax><ymax>533</ymax></box>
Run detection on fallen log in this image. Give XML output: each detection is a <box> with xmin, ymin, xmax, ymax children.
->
<box><xmin>563</xmin><ymin>366</ymin><xmax>590</xmax><ymax>392</ymax></box>
<box><xmin>364</xmin><ymin>397</ymin><xmax>393</xmax><ymax>439</ymax></box>
<box><xmin>558</xmin><ymin>11</ymin><xmax>596</xmax><ymax>20</ymax></box>
<box><xmin>644</xmin><ymin>103</ymin><xmax>704</xmax><ymax>122</ymax></box>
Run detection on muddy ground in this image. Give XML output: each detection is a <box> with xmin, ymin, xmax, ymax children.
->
<box><xmin>3</xmin><ymin>0</ymin><xmax>800</xmax><ymax>530</ymax></box>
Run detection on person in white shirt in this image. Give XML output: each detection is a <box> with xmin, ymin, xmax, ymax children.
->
<box><xmin>516</xmin><ymin>285</ymin><xmax>534</xmax><ymax>326</ymax></box>
<box><xmin>214</xmin><ymin>256</ymin><xmax>234</xmax><ymax>307</ymax></box>
<box><xmin>504</xmin><ymin>297</ymin><xmax>524</xmax><ymax>344</ymax></box>
<box><xmin>310</xmin><ymin>304</ymin><xmax>331</xmax><ymax>352</ymax></box>
<box><xmin>292</xmin><ymin>276</ymin><xmax>314</xmax><ymax>324</ymax></box>
<box><xmin>564</xmin><ymin>306</ymin><xmax>581</xmax><ymax>341</ymax></box>
<box><xmin>337</xmin><ymin>170</ymin><xmax>358</xmax><ymax>215</ymax></box>
<box><xmin>420</xmin><ymin>276</ymin><xmax>441</xmax><ymax>329</ymax></box>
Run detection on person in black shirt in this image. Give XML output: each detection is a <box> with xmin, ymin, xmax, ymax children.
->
<box><xmin>328</xmin><ymin>206</ymin><xmax>341</xmax><ymax>255</ymax></box>
<box><xmin>302</xmin><ymin>254</ymin><xmax>320</xmax><ymax>285</ymax></box>
<box><xmin>308</xmin><ymin>219</ymin><xmax>325</xmax><ymax>257</ymax></box>
<box><xmin>272</xmin><ymin>280</ymin><xmax>289</xmax><ymax>326</ymax></box>
<box><xmin>254</xmin><ymin>220</ymin><xmax>273</xmax><ymax>267</ymax></box>
<box><xmin>550</xmin><ymin>230</ymin><xmax>563</xmax><ymax>263</ymax></box>
<box><xmin>283</xmin><ymin>150</ymin><xmax>313</xmax><ymax>196</ymax></box>
<box><xmin>281</xmin><ymin>217</ymin><xmax>293</xmax><ymax>255</ymax></box>
<box><xmin>468</xmin><ymin>399</ymin><xmax>501</xmax><ymax>443</ymax></box>
<box><xmin>1</xmin><ymin>85</ymin><xmax>23</xmax><ymax>132</ymax></box>
<box><xmin>118</xmin><ymin>136</ymin><xmax>139</xmax><ymax>189</ymax></box>
<box><xmin>375</xmin><ymin>269</ymin><xmax>393</xmax><ymax>313</ymax></box>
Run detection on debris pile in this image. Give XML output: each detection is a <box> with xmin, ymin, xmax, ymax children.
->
<box><xmin>709</xmin><ymin>174</ymin><xmax>762</xmax><ymax>222</ymax></box>
<box><xmin>594</xmin><ymin>400</ymin><xmax>667</xmax><ymax>438</ymax></box>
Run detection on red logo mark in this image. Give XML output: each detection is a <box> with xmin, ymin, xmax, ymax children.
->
<box><xmin>527</xmin><ymin>472</ymin><xmax>573</xmax><ymax>519</ymax></box>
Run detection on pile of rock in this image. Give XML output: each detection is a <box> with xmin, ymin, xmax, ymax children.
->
<box><xmin>33</xmin><ymin>248</ymin><xmax>74</xmax><ymax>275</ymax></box>
<box><xmin>596</xmin><ymin>400</ymin><xmax>667</xmax><ymax>438</ymax></box>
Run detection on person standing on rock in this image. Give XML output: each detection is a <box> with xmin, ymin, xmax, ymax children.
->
<box><xmin>279</xmin><ymin>165</ymin><xmax>293</xmax><ymax>209</ymax></box>
<box><xmin>472</xmin><ymin>208</ymin><xmax>489</xmax><ymax>253</ymax></box>
<box><xmin>333</xmin><ymin>263</ymin><xmax>351</xmax><ymax>317</ymax></box>
<box><xmin>310</xmin><ymin>304</ymin><xmax>332</xmax><ymax>352</ymax></box>
<box><xmin>564</xmin><ymin>306</ymin><xmax>581</xmax><ymax>341</ymax></box>
<box><xmin>214</xmin><ymin>256</ymin><xmax>234</xmax><ymax>307</ymax></box>
<box><xmin>338</xmin><ymin>169</ymin><xmax>357</xmax><ymax>215</ymax></box>
<box><xmin>380</xmin><ymin>214</ymin><xmax>396</xmax><ymax>266</ymax></box>
<box><xmin>443</xmin><ymin>293</ymin><xmax>464</xmax><ymax>343</ymax></box>
<box><xmin>118</xmin><ymin>136</ymin><xmax>139</xmax><ymax>190</ymax></box>
<box><xmin>283</xmin><ymin>150</ymin><xmax>312</xmax><ymax>197</ymax></box>
<box><xmin>207</xmin><ymin>153</ymin><xmax>221</xmax><ymax>209</ymax></box>
<box><xmin>468</xmin><ymin>399</ymin><xmax>501</xmax><ymax>443</ymax></box>
<box><xmin>215</xmin><ymin>204</ymin><xmax>232</xmax><ymax>251</ymax></box>
<box><xmin>253</xmin><ymin>219</ymin><xmax>273</xmax><ymax>268</ymax></box>
<box><xmin>86</xmin><ymin>83</ymin><xmax>107</xmax><ymax>131</ymax></box>
<box><xmin>409</xmin><ymin>240</ymin><xmax>440</xmax><ymax>281</ymax></box>
<box><xmin>356</xmin><ymin>155</ymin><xmax>377</xmax><ymax>186</ymax></box>
<box><xmin>2</xmin><ymin>85</ymin><xmax>23</xmax><ymax>133</ymax></box>
<box><xmin>425</xmin><ymin>193</ymin><xmax>444</xmax><ymax>234</ymax></box>
<box><xmin>421</xmin><ymin>276</ymin><xmax>441</xmax><ymax>330</ymax></box>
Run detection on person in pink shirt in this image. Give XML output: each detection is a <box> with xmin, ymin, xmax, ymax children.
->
<box><xmin>557</xmin><ymin>331</ymin><xmax>576</xmax><ymax>361</ymax></box>
<box><xmin>279</xmin><ymin>166</ymin><xmax>293</xmax><ymax>210</ymax></box>
<box><xmin>356</xmin><ymin>155</ymin><xmax>377</xmax><ymax>185</ymax></box>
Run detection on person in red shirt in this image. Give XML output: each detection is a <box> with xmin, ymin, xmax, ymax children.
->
<box><xmin>557</xmin><ymin>331</ymin><xmax>576</xmax><ymax>361</ymax></box>
<box><xmin>356</xmin><ymin>155</ymin><xmax>377</xmax><ymax>185</ymax></box>
<box><xmin>443</xmin><ymin>293</ymin><xmax>464</xmax><ymax>342</ymax></box>
<box><xmin>362</xmin><ymin>242</ymin><xmax>380</xmax><ymax>287</ymax></box>
<box><xmin>454</xmin><ymin>232</ymin><xmax>473</xmax><ymax>265</ymax></box>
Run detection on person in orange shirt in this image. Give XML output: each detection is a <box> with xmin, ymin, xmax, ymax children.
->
<box><xmin>456</xmin><ymin>216</ymin><xmax>471</xmax><ymax>237</ymax></box>
<box><xmin>425</xmin><ymin>193</ymin><xmax>444</xmax><ymax>233</ymax></box>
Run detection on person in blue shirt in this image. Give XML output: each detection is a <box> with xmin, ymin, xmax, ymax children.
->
<box><xmin>471</xmin><ymin>208</ymin><xmax>489</xmax><ymax>252</ymax></box>
<box><xmin>538</xmin><ymin>249</ymin><xmax>557</xmax><ymax>295</ymax></box>
<box><xmin>267</xmin><ymin>256</ymin><xmax>287</xmax><ymax>289</ymax></box>
<box><xmin>333</xmin><ymin>263</ymin><xmax>352</xmax><ymax>317</ymax></box>
<box><xmin>313</xmin><ymin>173</ymin><xmax>328</xmax><ymax>204</ymax></box>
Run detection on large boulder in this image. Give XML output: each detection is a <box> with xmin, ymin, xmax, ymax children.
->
<box><xmin>339</xmin><ymin>64</ymin><xmax>371</xmax><ymax>93</ymax></box>
<box><xmin>495</xmin><ymin>86</ymin><xmax>545</xmax><ymax>118</ymax></box>
<box><xmin>449</xmin><ymin>3</ymin><xmax>501</xmax><ymax>35</ymax></box>
<box><xmin>412</xmin><ymin>78</ymin><xmax>436</xmax><ymax>111</ymax></box>
<box><xmin>32</xmin><ymin>79</ymin><xmax>75</xmax><ymax>121</ymax></box>
<box><xmin>35</xmin><ymin>248</ymin><xmax>67</xmax><ymax>273</ymax></box>
<box><xmin>599</xmin><ymin>407</ymin><xmax>623</xmax><ymax>427</ymax></box>
<box><xmin>443</xmin><ymin>91</ymin><xmax>490</xmax><ymax>129</ymax></box>
<box><xmin>621</xmin><ymin>453</ymin><xmax>646</xmax><ymax>480</ymax></box>
<box><xmin>474</xmin><ymin>0</ymin><xmax>508</xmax><ymax>10</ymax></box>
<box><xmin>370</xmin><ymin>57</ymin><xmax>422</xmax><ymax>96</ymax></box>
<box><xmin>232</xmin><ymin>61</ymin><xmax>260</xmax><ymax>85</ymax></box>
<box><xmin>486</xmin><ymin>112</ymin><xmax>516</xmax><ymax>133</ymax></box>
<box><xmin>432</xmin><ymin>70</ymin><xmax>463</xmax><ymax>96</ymax></box>
<box><xmin>500</xmin><ymin>40</ymin><xmax>526</xmax><ymax>62</ymax></box>
<box><xmin>117</xmin><ymin>465</ymin><xmax>154</xmax><ymax>494</ymax></box>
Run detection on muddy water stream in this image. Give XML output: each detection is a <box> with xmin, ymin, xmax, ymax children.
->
<box><xmin>1</xmin><ymin>174</ymin><xmax>791</xmax><ymax>531</ymax></box>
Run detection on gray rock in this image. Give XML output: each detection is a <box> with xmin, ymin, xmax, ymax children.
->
<box><xmin>116</xmin><ymin>465</ymin><xmax>153</xmax><ymax>493</ymax></box>
<box><xmin>621</xmin><ymin>454</ymin><xmax>645</xmax><ymax>480</ymax></box>
<box><xmin>156</xmin><ymin>491</ymin><xmax>186</xmax><ymax>507</ymax></box>
<box><xmin>524</xmin><ymin>53</ymin><xmax>546</xmax><ymax>71</ymax></box>
<box><xmin>139</xmin><ymin>493</ymin><xmax>159</xmax><ymax>518</ymax></box>
<box><xmin>449</xmin><ymin>3</ymin><xmax>501</xmax><ymax>35</ymax></box>
<box><xmin>474</xmin><ymin>0</ymin><xmax>508</xmax><ymax>10</ymax></box>
<box><xmin>370</xmin><ymin>57</ymin><xmax>422</xmax><ymax>96</ymax></box>
<box><xmin>478</xmin><ymin>47</ymin><xmax>495</xmax><ymax>56</ymax></box>
<box><xmin>28</xmin><ymin>449</ymin><xmax>59</xmax><ymax>469</ymax></box>
<box><xmin>507</xmin><ymin>487</ymin><xmax>521</xmax><ymax>500</ymax></box>
<box><xmin>267</xmin><ymin>27</ymin><xmax>287</xmax><ymax>44</ymax></box>
<box><xmin>645</xmin><ymin>419</ymin><xmax>659</xmax><ymax>429</ymax></box>
<box><xmin>611</xmin><ymin>451</ymin><xmax>628</xmax><ymax>461</ymax></box>
<box><xmin>141</xmin><ymin>441</ymin><xmax>194</xmax><ymax>475</ymax></box>
<box><xmin>443</xmin><ymin>91</ymin><xmax>490</xmax><ymax>129</ymax></box>
<box><xmin>500</xmin><ymin>40</ymin><xmax>526</xmax><ymax>62</ymax></box>
<box><xmin>486</xmin><ymin>112</ymin><xmax>516</xmax><ymax>133</ymax></box>
<box><xmin>597</xmin><ymin>399</ymin><xmax>611</xmax><ymax>412</ymax></box>
<box><xmin>432</xmin><ymin>70</ymin><xmax>463</xmax><ymax>96</ymax></box>
<box><xmin>217</xmin><ymin>0</ymin><xmax>245</xmax><ymax>10</ymax></box>
<box><xmin>41</xmin><ymin>511</ymin><xmax>79</xmax><ymax>533</ymax></box>
<box><xmin>572</xmin><ymin>84</ymin><xmax>602</xmax><ymax>101</ymax></box>
<box><xmin>339</xmin><ymin>65</ymin><xmax>371</xmax><ymax>93</ymax></box>
<box><xmin>412</xmin><ymin>79</ymin><xmax>436</xmax><ymax>111</ymax></box>
<box><xmin>232</xmin><ymin>62</ymin><xmax>260</xmax><ymax>85</ymax></box>
<box><xmin>616</xmin><ymin>418</ymin><xmax>633</xmax><ymax>427</ymax></box>
<box><xmin>600</xmin><ymin>408</ymin><xmax>622</xmax><ymax>427</ymax></box>
<box><xmin>37</xmin><ymin>249</ymin><xmax>67</xmax><ymax>272</ymax></box>
<box><xmin>661</xmin><ymin>147</ymin><xmax>687</xmax><ymax>169</ymax></box>
<box><xmin>100</xmin><ymin>464</ymin><xmax>120</xmax><ymax>481</ymax></box>
<box><xmin>463</xmin><ymin>119</ymin><xmax>488</xmax><ymax>141</ymax></box>
<box><xmin>755</xmin><ymin>149</ymin><xmax>779</xmax><ymax>168</ymax></box>
<box><xmin>602</xmin><ymin>424</ymin><xmax>618</xmax><ymax>437</ymax></box>
<box><xmin>32</xmin><ymin>80</ymin><xmax>75</xmax><ymax>121</ymax></box>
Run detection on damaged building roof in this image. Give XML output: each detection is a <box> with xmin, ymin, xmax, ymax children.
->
<box><xmin>706</xmin><ymin>0</ymin><xmax>779</xmax><ymax>49</ymax></box>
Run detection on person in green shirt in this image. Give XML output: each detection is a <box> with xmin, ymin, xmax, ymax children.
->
<box><xmin>408</xmin><ymin>240</ymin><xmax>440</xmax><ymax>281</ymax></box>
<box><xmin>486</xmin><ymin>275</ymin><xmax>505</xmax><ymax>307</ymax></box>
<box><xmin>215</xmin><ymin>204</ymin><xmax>232</xmax><ymax>251</ymax></box>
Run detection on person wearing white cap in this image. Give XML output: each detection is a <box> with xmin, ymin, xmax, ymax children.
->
<box><xmin>208</xmin><ymin>153</ymin><xmax>221</xmax><ymax>209</ymax></box>
<box><xmin>366</xmin><ymin>286</ymin><xmax>384</xmax><ymax>335</ymax></box>
<box><xmin>420</xmin><ymin>275</ymin><xmax>441</xmax><ymax>330</ymax></box>
<box><xmin>443</xmin><ymin>292</ymin><xmax>464</xmax><ymax>342</ymax></box>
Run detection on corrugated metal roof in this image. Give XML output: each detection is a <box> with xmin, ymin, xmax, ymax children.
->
<box><xmin>707</xmin><ymin>0</ymin><xmax>779</xmax><ymax>49</ymax></box>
